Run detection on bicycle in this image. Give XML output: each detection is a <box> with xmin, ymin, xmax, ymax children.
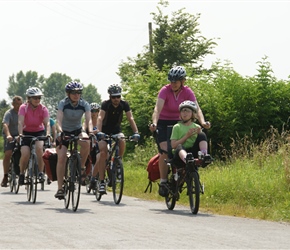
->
<box><xmin>154</xmin><ymin>125</ymin><xmax>213</xmax><ymax>214</ymax></box>
<box><xmin>165</xmin><ymin>152</ymin><xmax>213</xmax><ymax>214</ymax></box>
<box><xmin>20</xmin><ymin>135</ymin><xmax>51</xmax><ymax>203</ymax></box>
<box><xmin>7</xmin><ymin>138</ymin><xmax>21</xmax><ymax>194</ymax></box>
<box><xmin>94</xmin><ymin>133</ymin><xmax>139</xmax><ymax>204</ymax></box>
<box><xmin>59</xmin><ymin>133</ymin><xmax>93</xmax><ymax>212</ymax></box>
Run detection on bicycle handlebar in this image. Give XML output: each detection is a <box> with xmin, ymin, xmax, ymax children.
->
<box><xmin>19</xmin><ymin>135</ymin><xmax>51</xmax><ymax>148</ymax></box>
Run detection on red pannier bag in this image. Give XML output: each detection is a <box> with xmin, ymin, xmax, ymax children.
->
<box><xmin>43</xmin><ymin>148</ymin><xmax>58</xmax><ymax>181</ymax></box>
<box><xmin>144</xmin><ymin>153</ymin><xmax>160</xmax><ymax>193</ymax></box>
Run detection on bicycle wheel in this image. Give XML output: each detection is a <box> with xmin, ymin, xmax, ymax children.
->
<box><xmin>64</xmin><ymin>159</ymin><xmax>70</xmax><ymax>209</ymax></box>
<box><xmin>165</xmin><ymin>176</ymin><xmax>177</xmax><ymax>210</ymax></box>
<box><xmin>26</xmin><ymin>169</ymin><xmax>32</xmax><ymax>202</ymax></box>
<box><xmin>31</xmin><ymin>156</ymin><xmax>38</xmax><ymax>203</ymax></box>
<box><xmin>71</xmin><ymin>154</ymin><xmax>81</xmax><ymax>212</ymax></box>
<box><xmin>112</xmin><ymin>158</ymin><xmax>124</xmax><ymax>204</ymax></box>
<box><xmin>94</xmin><ymin>174</ymin><xmax>103</xmax><ymax>201</ymax></box>
<box><xmin>8</xmin><ymin>161</ymin><xmax>13</xmax><ymax>193</ymax></box>
<box><xmin>187</xmin><ymin>171</ymin><xmax>200</xmax><ymax>214</ymax></box>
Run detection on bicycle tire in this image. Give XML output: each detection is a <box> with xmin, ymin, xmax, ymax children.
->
<box><xmin>95</xmin><ymin>177</ymin><xmax>102</xmax><ymax>201</ymax></box>
<box><xmin>112</xmin><ymin>158</ymin><xmax>124</xmax><ymax>204</ymax></box>
<box><xmin>26</xmin><ymin>169</ymin><xmax>32</xmax><ymax>202</ymax></box>
<box><xmin>31</xmin><ymin>156</ymin><xmax>38</xmax><ymax>204</ymax></box>
<box><xmin>187</xmin><ymin>171</ymin><xmax>200</xmax><ymax>214</ymax></box>
<box><xmin>71</xmin><ymin>154</ymin><xmax>81</xmax><ymax>212</ymax></box>
<box><xmin>8</xmin><ymin>161</ymin><xmax>14</xmax><ymax>193</ymax></box>
<box><xmin>64</xmin><ymin>159</ymin><xmax>70</xmax><ymax>209</ymax></box>
<box><xmin>165</xmin><ymin>175</ymin><xmax>177</xmax><ymax>210</ymax></box>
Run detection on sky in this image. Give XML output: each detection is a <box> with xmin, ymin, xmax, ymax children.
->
<box><xmin>1</xmin><ymin>0</ymin><xmax>290</xmax><ymax>103</ymax></box>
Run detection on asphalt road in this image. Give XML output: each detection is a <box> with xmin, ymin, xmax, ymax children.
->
<box><xmin>0</xmin><ymin>160</ymin><xmax>290</xmax><ymax>249</ymax></box>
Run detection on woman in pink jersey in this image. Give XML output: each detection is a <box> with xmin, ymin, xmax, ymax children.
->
<box><xmin>18</xmin><ymin>87</ymin><xmax>50</xmax><ymax>185</ymax></box>
<box><xmin>149</xmin><ymin>66</ymin><xmax>211</xmax><ymax>197</ymax></box>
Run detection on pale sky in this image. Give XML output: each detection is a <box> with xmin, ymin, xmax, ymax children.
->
<box><xmin>1</xmin><ymin>0</ymin><xmax>289</xmax><ymax>102</ymax></box>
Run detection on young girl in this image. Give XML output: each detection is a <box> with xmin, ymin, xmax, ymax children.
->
<box><xmin>170</xmin><ymin>100</ymin><xmax>209</xmax><ymax>165</ymax></box>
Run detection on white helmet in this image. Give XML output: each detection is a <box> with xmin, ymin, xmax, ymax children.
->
<box><xmin>26</xmin><ymin>87</ymin><xmax>43</xmax><ymax>97</ymax></box>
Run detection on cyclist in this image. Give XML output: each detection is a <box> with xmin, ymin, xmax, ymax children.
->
<box><xmin>89</xmin><ymin>84</ymin><xmax>140</xmax><ymax>194</ymax></box>
<box><xmin>54</xmin><ymin>81</ymin><xmax>92</xmax><ymax>199</ymax></box>
<box><xmin>18</xmin><ymin>87</ymin><xmax>51</xmax><ymax>185</ymax></box>
<box><xmin>1</xmin><ymin>96</ymin><xmax>23</xmax><ymax>187</ymax></box>
<box><xmin>83</xmin><ymin>102</ymin><xmax>100</xmax><ymax>165</ymax></box>
<box><xmin>149</xmin><ymin>66</ymin><xmax>211</xmax><ymax>197</ymax></box>
<box><xmin>171</xmin><ymin>100</ymin><xmax>210</xmax><ymax>165</ymax></box>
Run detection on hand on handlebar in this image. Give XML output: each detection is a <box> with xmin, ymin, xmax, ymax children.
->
<box><xmin>96</xmin><ymin>132</ymin><xmax>106</xmax><ymax>140</ymax></box>
<box><xmin>149</xmin><ymin>123</ymin><xmax>157</xmax><ymax>132</ymax></box>
<box><xmin>130</xmin><ymin>133</ymin><xmax>140</xmax><ymax>142</ymax></box>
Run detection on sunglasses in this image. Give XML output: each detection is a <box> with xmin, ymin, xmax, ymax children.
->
<box><xmin>111</xmin><ymin>96</ymin><xmax>121</xmax><ymax>99</ymax></box>
<box><xmin>91</xmin><ymin>109</ymin><xmax>99</xmax><ymax>113</ymax></box>
<box><xmin>31</xmin><ymin>96</ymin><xmax>41</xmax><ymax>100</ymax></box>
<box><xmin>70</xmin><ymin>91</ymin><xmax>82</xmax><ymax>95</ymax></box>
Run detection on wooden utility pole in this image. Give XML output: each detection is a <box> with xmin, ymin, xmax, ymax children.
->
<box><xmin>148</xmin><ymin>22</ymin><xmax>153</xmax><ymax>54</ymax></box>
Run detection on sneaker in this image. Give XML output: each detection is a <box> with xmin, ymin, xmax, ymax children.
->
<box><xmin>54</xmin><ymin>188</ymin><xmax>65</xmax><ymax>199</ymax></box>
<box><xmin>19</xmin><ymin>174</ymin><xmax>25</xmax><ymax>185</ymax></box>
<box><xmin>89</xmin><ymin>177</ymin><xmax>96</xmax><ymax>190</ymax></box>
<box><xmin>1</xmin><ymin>175</ymin><xmax>8</xmax><ymax>187</ymax></box>
<box><xmin>158</xmin><ymin>182</ymin><xmax>169</xmax><ymax>197</ymax></box>
<box><xmin>202</xmin><ymin>154</ymin><xmax>213</xmax><ymax>168</ymax></box>
<box><xmin>47</xmin><ymin>177</ymin><xmax>51</xmax><ymax>185</ymax></box>
<box><xmin>38</xmin><ymin>172</ymin><xmax>45</xmax><ymax>182</ymax></box>
<box><xmin>98</xmin><ymin>182</ymin><xmax>106</xmax><ymax>194</ymax></box>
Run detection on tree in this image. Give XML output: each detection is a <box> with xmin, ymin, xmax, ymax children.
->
<box><xmin>151</xmin><ymin>0</ymin><xmax>217</xmax><ymax>71</ymax></box>
<box><xmin>0</xmin><ymin>99</ymin><xmax>9</xmax><ymax>133</ymax></box>
<box><xmin>7</xmin><ymin>71</ymin><xmax>45</xmax><ymax>100</ymax></box>
<box><xmin>82</xmin><ymin>83</ymin><xmax>102</xmax><ymax>104</ymax></box>
<box><xmin>41</xmin><ymin>73</ymin><xmax>72</xmax><ymax>118</ymax></box>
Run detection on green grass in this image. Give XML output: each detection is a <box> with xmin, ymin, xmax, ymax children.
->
<box><xmin>122</xmin><ymin>133</ymin><xmax>290</xmax><ymax>222</ymax></box>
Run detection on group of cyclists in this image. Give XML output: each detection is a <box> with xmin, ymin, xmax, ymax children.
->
<box><xmin>1</xmin><ymin>65</ymin><xmax>212</xmax><ymax>201</ymax></box>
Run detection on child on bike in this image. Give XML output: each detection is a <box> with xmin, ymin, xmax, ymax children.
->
<box><xmin>170</xmin><ymin>100</ymin><xmax>210</xmax><ymax>167</ymax></box>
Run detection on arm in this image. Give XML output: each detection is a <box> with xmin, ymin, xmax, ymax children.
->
<box><xmin>195</xmin><ymin>100</ymin><xmax>211</xmax><ymax>129</ymax></box>
<box><xmin>96</xmin><ymin>110</ymin><xmax>105</xmax><ymax>133</ymax></box>
<box><xmin>18</xmin><ymin>115</ymin><xmax>24</xmax><ymax>135</ymax></box>
<box><xmin>51</xmin><ymin>124</ymin><xmax>57</xmax><ymax>142</ymax></box>
<box><xmin>126</xmin><ymin>110</ymin><xmax>138</xmax><ymax>134</ymax></box>
<box><xmin>43</xmin><ymin>117</ymin><xmax>50</xmax><ymax>136</ymax></box>
<box><xmin>84</xmin><ymin>111</ymin><xmax>92</xmax><ymax>133</ymax></box>
<box><xmin>56</xmin><ymin>110</ymin><xmax>64</xmax><ymax>133</ymax></box>
<box><xmin>171</xmin><ymin>127</ymin><xmax>201</xmax><ymax>149</ymax></box>
<box><xmin>2</xmin><ymin>123</ymin><xmax>13</xmax><ymax>142</ymax></box>
<box><xmin>150</xmin><ymin>97</ymin><xmax>165</xmax><ymax>132</ymax></box>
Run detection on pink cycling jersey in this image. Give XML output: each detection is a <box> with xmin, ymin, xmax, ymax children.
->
<box><xmin>158</xmin><ymin>84</ymin><xmax>196</xmax><ymax>120</ymax></box>
<box><xmin>18</xmin><ymin>103</ymin><xmax>49</xmax><ymax>132</ymax></box>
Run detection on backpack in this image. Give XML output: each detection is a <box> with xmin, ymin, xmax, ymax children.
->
<box><xmin>144</xmin><ymin>153</ymin><xmax>160</xmax><ymax>193</ymax></box>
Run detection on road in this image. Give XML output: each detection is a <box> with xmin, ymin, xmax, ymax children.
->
<box><xmin>0</xmin><ymin>160</ymin><xmax>289</xmax><ymax>249</ymax></box>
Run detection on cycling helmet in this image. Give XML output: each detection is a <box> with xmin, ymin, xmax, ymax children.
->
<box><xmin>26</xmin><ymin>87</ymin><xmax>43</xmax><ymax>97</ymax></box>
<box><xmin>108</xmin><ymin>84</ymin><xmax>122</xmax><ymax>96</ymax></box>
<box><xmin>168</xmin><ymin>66</ymin><xmax>186</xmax><ymax>82</ymax></box>
<box><xmin>65</xmin><ymin>81</ymin><xmax>83</xmax><ymax>93</ymax></box>
<box><xmin>90</xmin><ymin>102</ymin><xmax>100</xmax><ymax>110</ymax></box>
<box><xmin>179</xmin><ymin>100</ymin><xmax>197</xmax><ymax>113</ymax></box>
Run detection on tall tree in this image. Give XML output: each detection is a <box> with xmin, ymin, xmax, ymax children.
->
<box><xmin>41</xmin><ymin>73</ymin><xmax>72</xmax><ymax>118</ymax></box>
<box><xmin>82</xmin><ymin>83</ymin><xmax>102</xmax><ymax>104</ymax></box>
<box><xmin>7</xmin><ymin>71</ymin><xmax>45</xmax><ymax>100</ymax></box>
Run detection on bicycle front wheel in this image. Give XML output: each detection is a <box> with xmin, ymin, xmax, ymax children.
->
<box><xmin>31</xmin><ymin>156</ymin><xmax>38</xmax><ymax>204</ymax></box>
<box><xmin>112</xmin><ymin>158</ymin><xmax>124</xmax><ymax>204</ymax></box>
<box><xmin>70</xmin><ymin>154</ymin><xmax>81</xmax><ymax>212</ymax></box>
<box><xmin>64</xmin><ymin>158</ymin><xmax>70</xmax><ymax>209</ymax></box>
<box><xmin>165</xmin><ymin>176</ymin><xmax>177</xmax><ymax>210</ymax></box>
<box><xmin>26</xmin><ymin>170</ymin><xmax>32</xmax><ymax>202</ymax></box>
<box><xmin>187</xmin><ymin>171</ymin><xmax>200</xmax><ymax>214</ymax></box>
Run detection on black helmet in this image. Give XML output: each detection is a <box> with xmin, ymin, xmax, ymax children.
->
<box><xmin>108</xmin><ymin>84</ymin><xmax>122</xmax><ymax>96</ymax></box>
<box><xmin>168</xmin><ymin>66</ymin><xmax>186</xmax><ymax>82</ymax></box>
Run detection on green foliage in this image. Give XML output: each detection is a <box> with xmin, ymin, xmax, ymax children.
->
<box><xmin>7</xmin><ymin>70</ymin><xmax>45</xmax><ymax>100</ymax></box>
<box><xmin>0</xmin><ymin>100</ymin><xmax>9</xmax><ymax>138</ymax></box>
<box><xmin>41</xmin><ymin>72</ymin><xmax>72</xmax><ymax>118</ymax></box>
<box><xmin>82</xmin><ymin>83</ymin><xmax>102</xmax><ymax>104</ymax></box>
<box><xmin>151</xmin><ymin>1</ymin><xmax>217</xmax><ymax>70</ymax></box>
